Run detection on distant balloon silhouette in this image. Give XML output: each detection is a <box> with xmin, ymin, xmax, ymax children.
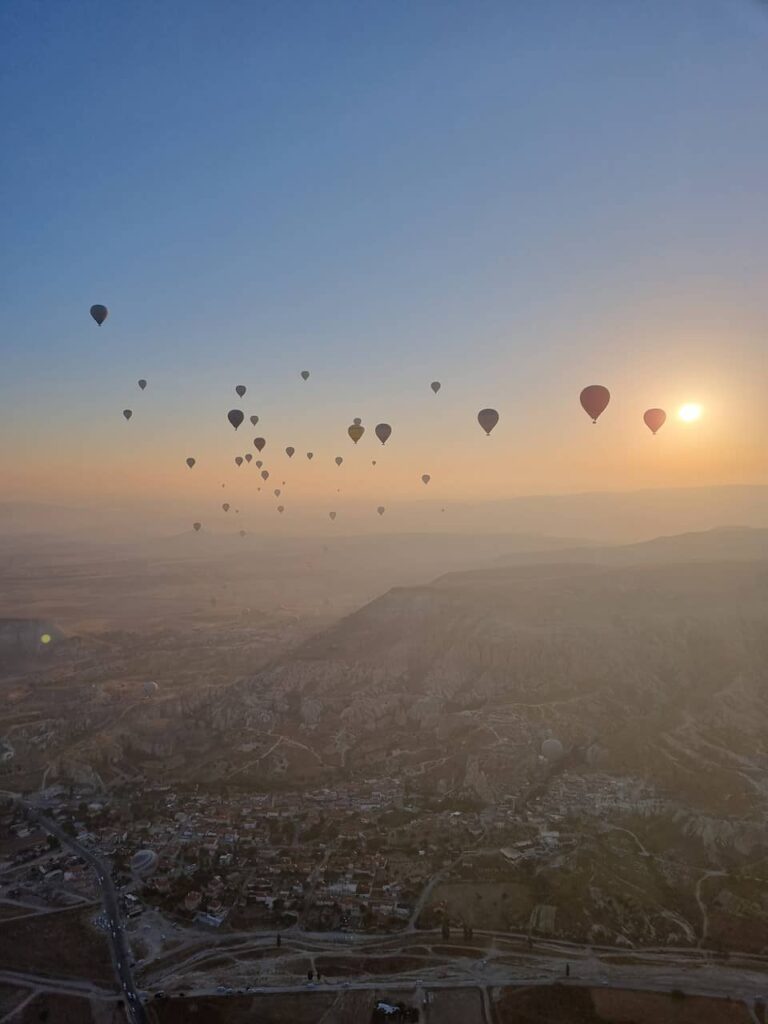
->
<box><xmin>239</xmin><ymin>529</ymin><xmax>246</xmax><ymax>537</ymax></box>
<box><xmin>228</xmin><ymin>409</ymin><xmax>244</xmax><ymax>430</ymax></box>
<box><xmin>372</xmin><ymin>460</ymin><xmax>377</xmax><ymax>466</ymax></box>
<box><xmin>253</xmin><ymin>437</ymin><xmax>266</xmax><ymax>452</ymax></box>
<box><xmin>250</xmin><ymin>415</ymin><xmax>259</xmax><ymax>426</ymax></box>
<box><xmin>329</xmin><ymin>511</ymin><xmax>337</xmax><ymax>520</ymax></box>
<box><xmin>348</xmin><ymin>418</ymin><xmax>365</xmax><ymax>444</ymax></box>
<box><xmin>300</xmin><ymin>370</ymin><xmax>310</xmax><ymax>381</ymax></box>
<box><xmin>138</xmin><ymin>379</ymin><xmax>147</xmax><ymax>390</ymax></box>
<box><xmin>477</xmin><ymin>408</ymin><xmax>499</xmax><ymax>435</ymax></box>
<box><xmin>375</xmin><ymin>423</ymin><xmax>392</xmax><ymax>445</ymax></box>
<box><xmin>580</xmin><ymin>385</ymin><xmax>610</xmax><ymax>423</ymax></box>
<box><xmin>261</xmin><ymin>470</ymin><xmax>269</xmax><ymax>480</ymax></box>
<box><xmin>285</xmin><ymin>446</ymin><xmax>295</xmax><ymax>458</ymax></box>
<box><xmin>274</xmin><ymin>488</ymin><xmax>281</xmax><ymax>497</ymax></box>
<box><xmin>306</xmin><ymin>451</ymin><xmax>314</xmax><ymax>460</ymax></box>
<box><xmin>431</xmin><ymin>381</ymin><xmax>441</xmax><ymax>394</ymax></box>
<box><xmin>235</xmin><ymin>385</ymin><xmax>247</xmax><ymax>398</ymax></box>
<box><xmin>90</xmin><ymin>304</ymin><xmax>108</xmax><ymax>325</ymax></box>
<box><xmin>377</xmin><ymin>506</ymin><xmax>385</xmax><ymax>516</ymax></box>
<box><xmin>123</xmin><ymin>409</ymin><xmax>133</xmax><ymax>421</ymax></box>
<box><xmin>193</xmin><ymin>522</ymin><xmax>202</xmax><ymax>532</ymax></box>
<box><xmin>235</xmin><ymin>456</ymin><xmax>243</xmax><ymax>467</ymax></box>
<box><xmin>222</xmin><ymin>503</ymin><xmax>230</xmax><ymax>512</ymax></box>
<box><xmin>186</xmin><ymin>457</ymin><xmax>196</xmax><ymax>468</ymax></box>
<box><xmin>255</xmin><ymin>460</ymin><xmax>263</xmax><ymax>468</ymax></box>
<box><xmin>277</xmin><ymin>504</ymin><xmax>285</xmax><ymax>513</ymax></box>
<box><xmin>643</xmin><ymin>408</ymin><xmax>666</xmax><ymax>434</ymax></box>
<box><xmin>335</xmin><ymin>456</ymin><xmax>343</xmax><ymax>466</ymax></box>
<box><xmin>244</xmin><ymin>453</ymin><xmax>252</xmax><ymax>463</ymax></box>
<box><xmin>421</xmin><ymin>474</ymin><xmax>431</xmax><ymax>485</ymax></box>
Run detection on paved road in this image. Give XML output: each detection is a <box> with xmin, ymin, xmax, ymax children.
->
<box><xmin>24</xmin><ymin>806</ymin><xmax>148</xmax><ymax>1024</ymax></box>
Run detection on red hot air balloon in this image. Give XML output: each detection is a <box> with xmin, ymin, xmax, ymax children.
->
<box><xmin>580</xmin><ymin>385</ymin><xmax>610</xmax><ymax>423</ymax></box>
<box><xmin>643</xmin><ymin>408</ymin><xmax>666</xmax><ymax>435</ymax></box>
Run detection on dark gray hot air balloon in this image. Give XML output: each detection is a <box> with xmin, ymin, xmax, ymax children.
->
<box><xmin>123</xmin><ymin>409</ymin><xmax>133</xmax><ymax>421</ymax></box>
<box><xmin>138</xmin><ymin>379</ymin><xmax>147</xmax><ymax>390</ymax></box>
<box><xmin>235</xmin><ymin>384</ymin><xmax>247</xmax><ymax>398</ymax></box>
<box><xmin>300</xmin><ymin>370</ymin><xmax>310</xmax><ymax>381</ymax></box>
<box><xmin>285</xmin><ymin>446</ymin><xmax>295</xmax><ymax>458</ymax></box>
<box><xmin>186</xmin><ymin>457</ymin><xmax>196</xmax><ymax>468</ymax></box>
<box><xmin>250</xmin><ymin>414</ymin><xmax>259</xmax><ymax>426</ymax></box>
<box><xmin>228</xmin><ymin>409</ymin><xmax>244</xmax><ymax>430</ymax></box>
<box><xmin>477</xmin><ymin>408</ymin><xmax>499</xmax><ymax>435</ymax></box>
<box><xmin>90</xmin><ymin>304</ymin><xmax>108</xmax><ymax>325</ymax></box>
<box><xmin>253</xmin><ymin>437</ymin><xmax>266</xmax><ymax>452</ymax></box>
<box><xmin>375</xmin><ymin>423</ymin><xmax>392</xmax><ymax>445</ymax></box>
<box><xmin>431</xmin><ymin>381</ymin><xmax>441</xmax><ymax>394</ymax></box>
<box><xmin>244</xmin><ymin>453</ymin><xmax>253</xmax><ymax>463</ymax></box>
<box><xmin>306</xmin><ymin>451</ymin><xmax>314</xmax><ymax>460</ymax></box>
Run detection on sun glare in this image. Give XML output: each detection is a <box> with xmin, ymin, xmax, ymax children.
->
<box><xmin>678</xmin><ymin>403</ymin><xmax>702</xmax><ymax>423</ymax></box>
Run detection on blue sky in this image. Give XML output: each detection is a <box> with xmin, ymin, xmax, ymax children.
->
<box><xmin>1</xmin><ymin>0</ymin><xmax>767</xmax><ymax>509</ymax></box>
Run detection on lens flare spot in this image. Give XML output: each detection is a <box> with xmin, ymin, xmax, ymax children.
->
<box><xmin>678</xmin><ymin>403</ymin><xmax>702</xmax><ymax>423</ymax></box>
<box><xmin>40</xmin><ymin>633</ymin><xmax>52</xmax><ymax>645</ymax></box>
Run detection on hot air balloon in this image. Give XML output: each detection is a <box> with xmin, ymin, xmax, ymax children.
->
<box><xmin>250</xmin><ymin>414</ymin><xmax>259</xmax><ymax>426</ymax></box>
<box><xmin>580</xmin><ymin>385</ymin><xmax>610</xmax><ymax>423</ymax></box>
<box><xmin>277</xmin><ymin>504</ymin><xmax>285</xmax><ymax>513</ymax></box>
<box><xmin>377</xmin><ymin>506</ymin><xmax>385</xmax><ymax>516</ymax></box>
<box><xmin>228</xmin><ymin>409</ymin><xmax>244</xmax><ymax>430</ymax></box>
<box><xmin>477</xmin><ymin>408</ymin><xmax>499</xmax><ymax>435</ymax></box>
<box><xmin>235</xmin><ymin>385</ymin><xmax>247</xmax><ymax>398</ymax></box>
<box><xmin>235</xmin><ymin>456</ymin><xmax>243</xmax><ymax>467</ymax></box>
<box><xmin>300</xmin><ymin>370</ymin><xmax>310</xmax><ymax>381</ymax></box>
<box><xmin>375</xmin><ymin>423</ymin><xmax>392</xmax><ymax>445</ymax></box>
<box><xmin>90</xmin><ymin>304</ymin><xmax>108</xmax><ymax>325</ymax></box>
<box><xmin>261</xmin><ymin>470</ymin><xmax>269</xmax><ymax>481</ymax></box>
<box><xmin>348</xmin><ymin>418</ymin><xmax>365</xmax><ymax>444</ymax></box>
<box><xmin>431</xmin><ymin>381</ymin><xmax>441</xmax><ymax>394</ymax></box>
<box><xmin>193</xmin><ymin>522</ymin><xmax>202</xmax><ymax>532</ymax></box>
<box><xmin>123</xmin><ymin>409</ymin><xmax>133</xmax><ymax>421</ymax></box>
<box><xmin>329</xmin><ymin>511</ymin><xmax>337</xmax><ymax>520</ymax></box>
<box><xmin>335</xmin><ymin>456</ymin><xmax>343</xmax><ymax>466</ymax></box>
<box><xmin>253</xmin><ymin>437</ymin><xmax>266</xmax><ymax>452</ymax></box>
<box><xmin>372</xmin><ymin>460</ymin><xmax>377</xmax><ymax>466</ymax></box>
<box><xmin>274</xmin><ymin>488</ymin><xmax>281</xmax><ymax>497</ymax></box>
<box><xmin>243</xmin><ymin>453</ymin><xmax>251</xmax><ymax>463</ymax></box>
<box><xmin>222</xmin><ymin>503</ymin><xmax>230</xmax><ymax>512</ymax></box>
<box><xmin>255</xmin><ymin>459</ymin><xmax>263</xmax><ymax>468</ymax></box>
<box><xmin>138</xmin><ymin>379</ymin><xmax>147</xmax><ymax>390</ymax></box>
<box><xmin>239</xmin><ymin>529</ymin><xmax>246</xmax><ymax>538</ymax></box>
<box><xmin>285</xmin><ymin>446</ymin><xmax>295</xmax><ymax>458</ymax></box>
<box><xmin>186</xmin><ymin>457</ymin><xmax>196</xmax><ymax>469</ymax></box>
<box><xmin>306</xmin><ymin>452</ymin><xmax>314</xmax><ymax>460</ymax></box>
<box><xmin>643</xmin><ymin>408</ymin><xmax>666</xmax><ymax>434</ymax></box>
<box><xmin>541</xmin><ymin>738</ymin><xmax>564</xmax><ymax>762</ymax></box>
<box><xmin>421</xmin><ymin>474</ymin><xmax>431</xmax><ymax>485</ymax></box>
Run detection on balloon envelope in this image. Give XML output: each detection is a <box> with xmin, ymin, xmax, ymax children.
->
<box><xmin>580</xmin><ymin>385</ymin><xmax>610</xmax><ymax>423</ymax></box>
<box><xmin>274</xmin><ymin>488</ymin><xmax>281</xmax><ymax>497</ymax></box>
<box><xmin>228</xmin><ymin>409</ymin><xmax>244</xmax><ymax>430</ymax></box>
<box><xmin>541</xmin><ymin>738</ymin><xmax>564</xmax><ymax>761</ymax></box>
<box><xmin>329</xmin><ymin>511</ymin><xmax>336</xmax><ymax>520</ymax></box>
<box><xmin>235</xmin><ymin>456</ymin><xmax>243</xmax><ymax>466</ymax></box>
<box><xmin>277</xmin><ymin>504</ymin><xmax>285</xmax><ymax>513</ymax></box>
<box><xmin>255</xmin><ymin>460</ymin><xmax>263</xmax><ymax>468</ymax></box>
<box><xmin>193</xmin><ymin>522</ymin><xmax>202</xmax><ymax>532</ymax></box>
<box><xmin>477</xmin><ymin>408</ymin><xmax>499</xmax><ymax>435</ymax></box>
<box><xmin>431</xmin><ymin>381</ymin><xmax>441</xmax><ymax>394</ymax></box>
<box><xmin>138</xmin><ymin>379</ymin><xmax>147</xmax><ymax>390</ymax></box>
<box><xmin>261</xmin><ymin>470</ymin><xmax>269</xmax><ymax>480</ymax></box>
<box><xmin>421</xmin><ymin>474</ymin><xmax>431</xmax><ymax>484</ymax></box>
<box><xmin>285</xmin><ymin>447</ymin><xmax>295</xmax><ymax>458</ymax></box>
<box><xmin>123</xmin><ymin>409</ymin><xmax>133</xmax><ymax>421</ymax></box>
<box><xmin>300</xmin><ymin>370</ymin><xmax>310</xmax><ymax>381</ymax></box>
<box><xmin>348</xmin><ymin>423</ymin><xmax>365</xmax><ymax>444</ymax></box>
<box><xmin>335</xmin><ymin>456</ymin><xmax>343</xmax><ymax>466</ymax></box>
<box><xmin>222</xmin><ymin>503</ymin><xmax>230</xmax><ymax>511</ymax></box>
<box><xmin>375</xmin><ymin>423</ymin><xmax>392</xmax><ymax>445</ymax></box>
<box><xmin>253</xmin><ymin>437</ymin><xmax>266</xmax><ymax>452</ymax></box>
<box><xmin>306</xmin><ymin>451</ymin><xmax>313</xmax><ymax>460</ymax></box>
<box><xmin>90</xmin><ymin>304</ymin><xmax>108</xmax><ymax>325</ymax></box>
<box><xmin>235</xmin><ymin>385</ymin><xmax>246</xmax><ymax>398</ymax></box>
<box><xmin>244</xmin><ymin>453</ymin><xmax>252</xmax><ymax>463</ymax></box>
<box><xmin>377</xmin><ymin>506</ymin><xmax>385</xmax><ymax>515</ymax></box>
<box><xmin>643</xmin><ymin>408</ymin><xmax>666</xmax><ymax>434</ymax></box>
<box><xmin>250</xmin><ymin>414</ymin><xmax>259</xmax><ymax>425</ymax></box>
<box><xmin>186</xmin><ymin>457</ymin><xmax>196</xmax><ymax>468</ymax></box>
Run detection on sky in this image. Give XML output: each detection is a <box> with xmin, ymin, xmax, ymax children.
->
<box><xmin>1</xmin><ymin>0</ymin><xmax>767</xmax><ymax>530</ymax></box>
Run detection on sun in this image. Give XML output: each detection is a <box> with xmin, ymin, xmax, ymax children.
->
<box><xmin>678</xmin><ymin>403</ymin><xmax>702</xmax><ymax>423</ymax></box>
